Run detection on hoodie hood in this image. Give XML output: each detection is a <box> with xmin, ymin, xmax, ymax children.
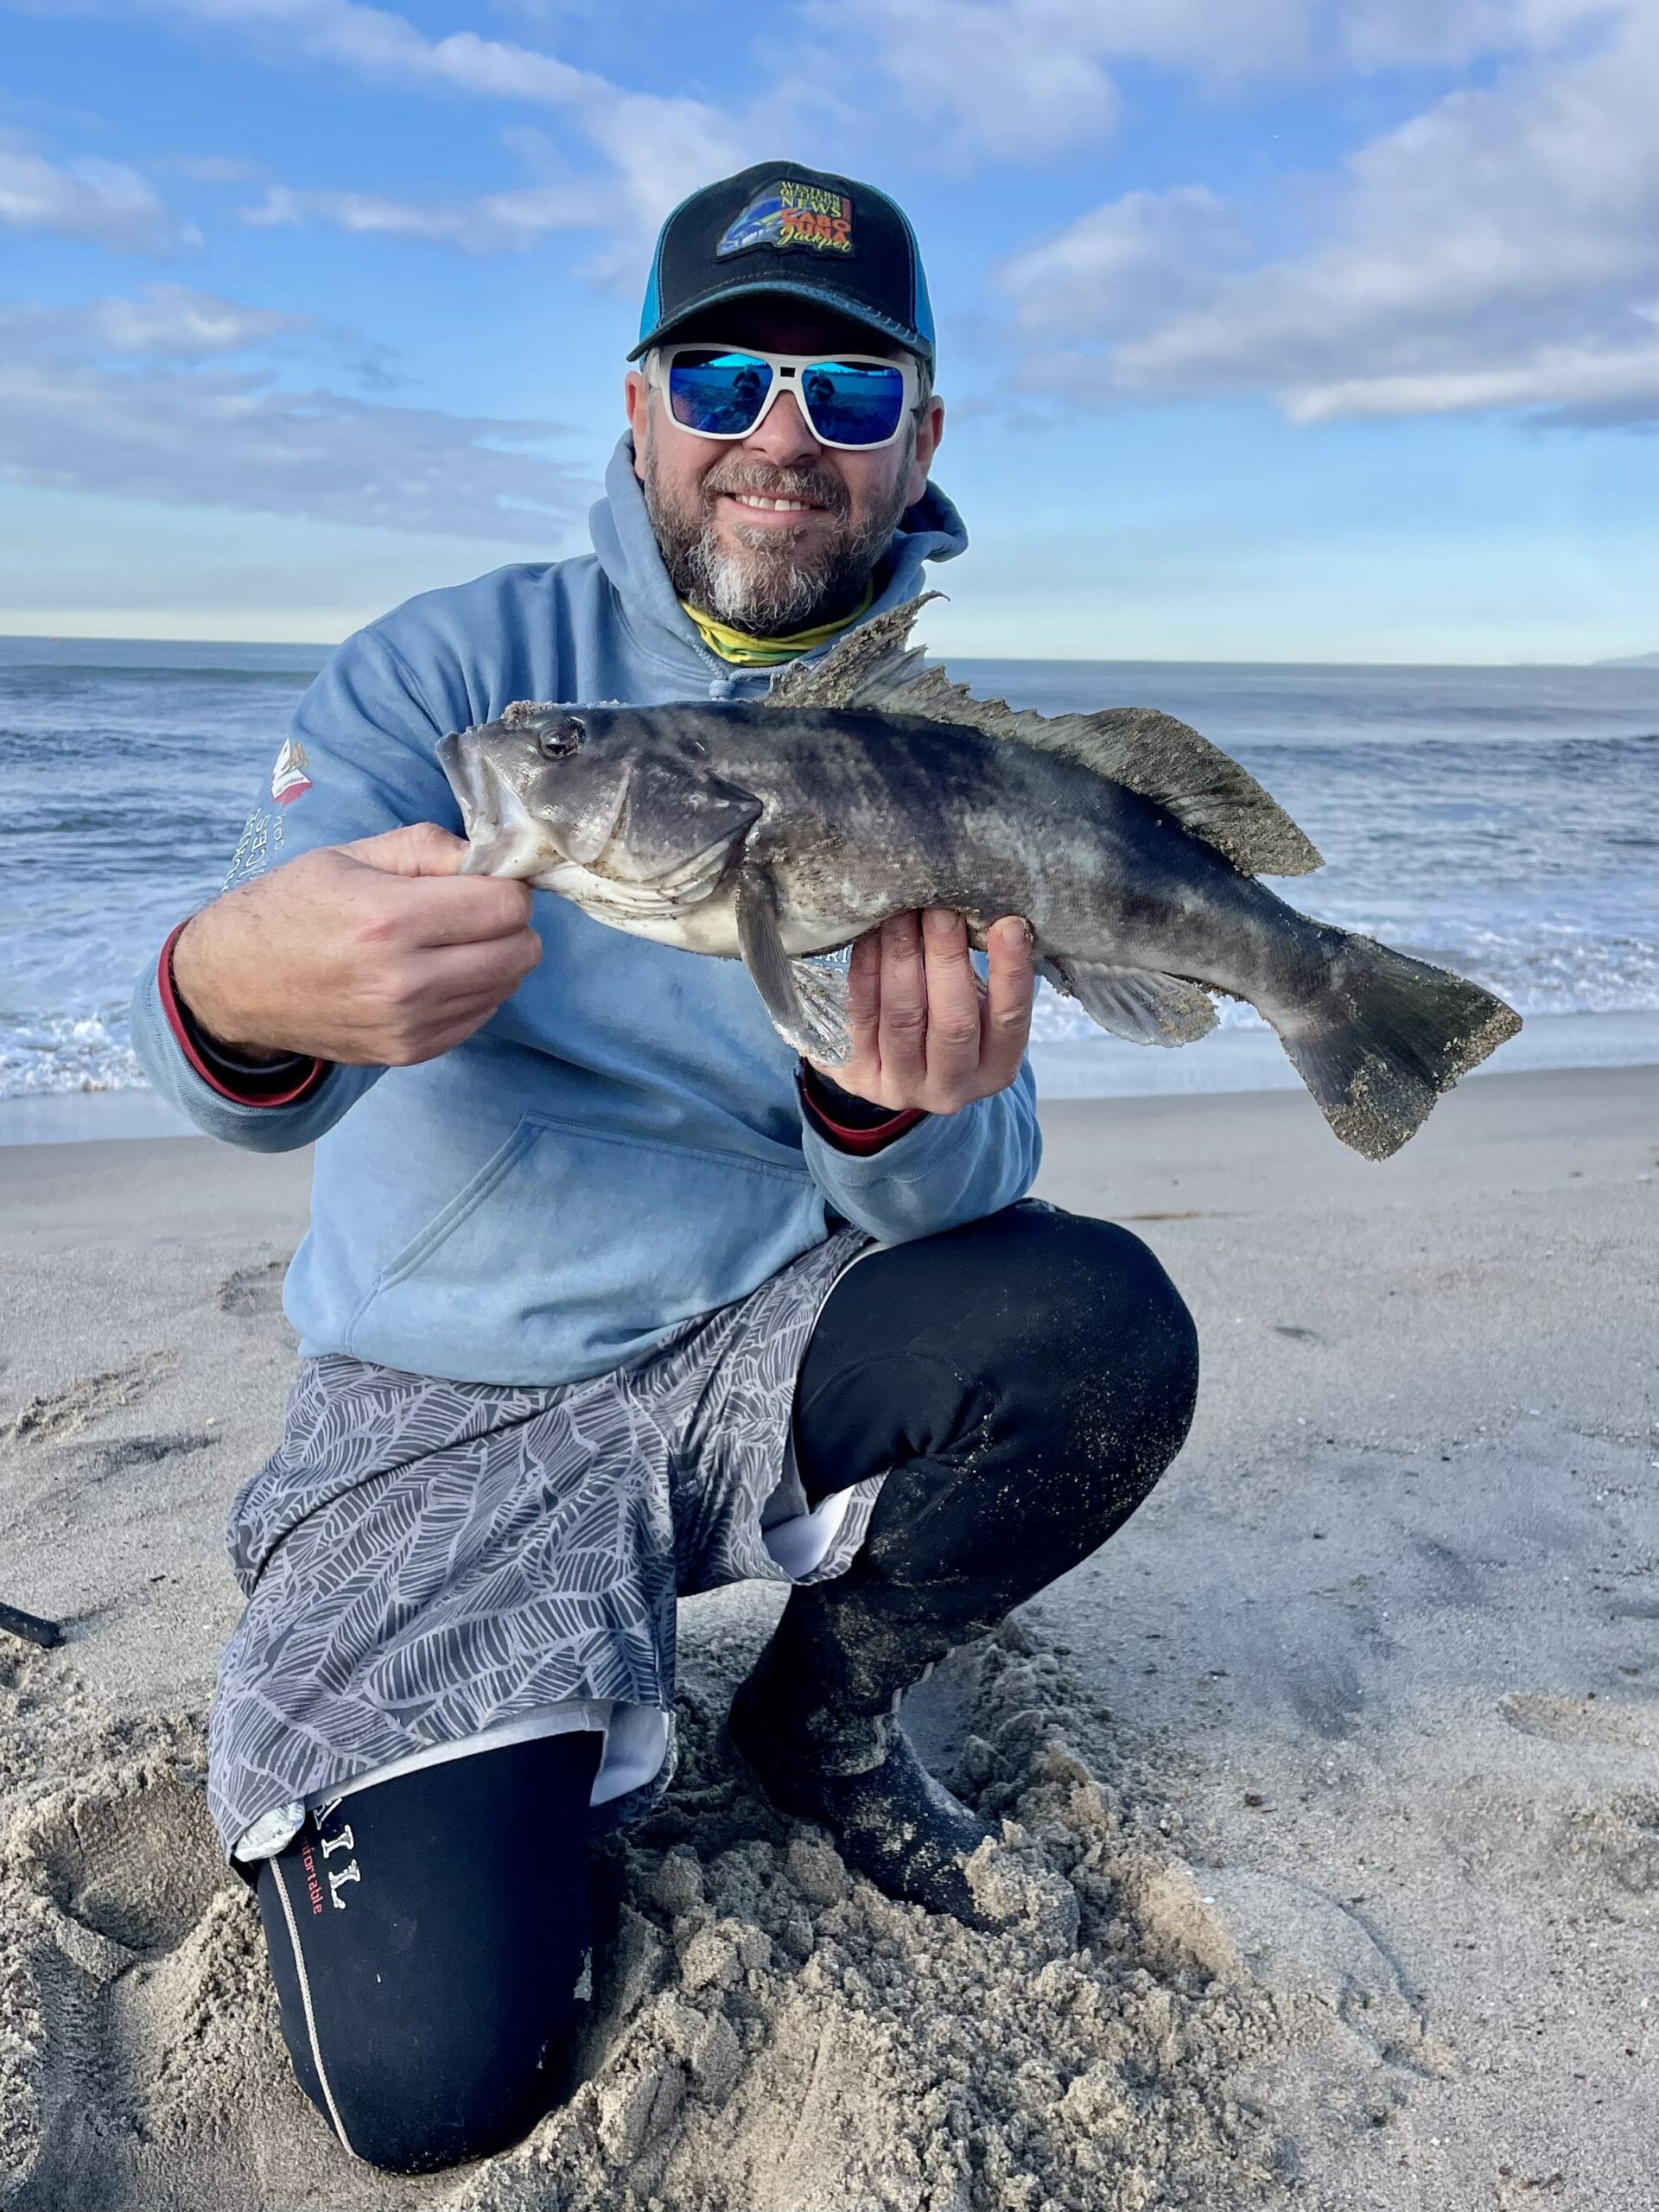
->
<box><xmin>588</xmin><ymin>433</ymin><xmax>967</xmax><ymax>681</ymax></box>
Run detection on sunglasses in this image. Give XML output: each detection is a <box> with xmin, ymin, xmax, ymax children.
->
<box><xmin>646</xmin><ymin>344</ymin><xmax>920</xmax><ymax>451</ymax></box>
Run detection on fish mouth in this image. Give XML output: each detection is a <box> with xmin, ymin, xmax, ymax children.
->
<box><xmin>437</xmin><ymin>737</ymin><xmax>598</xmax><ymax>879</ymax></box>
<box><xmin>435</xmin><ymin>733</ymin><xmax>512</xmax><ymax>868</ymax></box>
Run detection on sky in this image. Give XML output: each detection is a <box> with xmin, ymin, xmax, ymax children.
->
<box><xmin>0</xmin><ymin>0</ymin><xmax>1653</xmax><ymax>661</ymax></box>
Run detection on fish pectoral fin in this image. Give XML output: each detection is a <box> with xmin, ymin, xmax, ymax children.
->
<box><xmin>735</xmin><ymin>868</ymin><xmax>853</xmax><ymax>1065</ymax></box>
<box><xmin>1048</xmin><ymin>958</ymin><xmax>1218</xmax><ymax>1047</ymax></box>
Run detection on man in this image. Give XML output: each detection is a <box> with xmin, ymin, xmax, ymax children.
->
<box><xmin>132</xmin><ymin>162</ymin><xmax>1198</xmax><ymax>2176</ymax></box>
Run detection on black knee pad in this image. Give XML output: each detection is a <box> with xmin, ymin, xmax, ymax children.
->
<box><xmin>254</xmin><ymin>1729</ymin><xmax>602</xmax><ymax>2175</ymax></box>
<box><xmin>292</xmin><ymin>2007</ymin><xmax>580</xmax><ymax>2176</ymax></box>
<box><xmin>944</xmin><ymin>1203</ymin><xmax>1199</xmax><ymax>1435</ymax></box>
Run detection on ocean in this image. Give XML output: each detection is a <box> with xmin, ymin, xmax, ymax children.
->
<box><xmin>1</xmin><ymin>636</ymin><xmax>1653</xmax><ymax>1128</ymax></box>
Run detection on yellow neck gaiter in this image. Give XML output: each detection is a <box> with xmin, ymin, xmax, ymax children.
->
<box><xmin>681</xmin><ymin>582</ymin><xmax>874</xmax><ymax>668</ymax></box>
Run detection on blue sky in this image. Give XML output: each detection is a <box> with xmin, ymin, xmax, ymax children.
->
<box><xmin>0</xmin><ymin>0</ymin><xmax>1652</xmax><ymax>660</ymax></box>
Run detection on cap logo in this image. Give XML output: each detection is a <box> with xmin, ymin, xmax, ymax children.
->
<box><xmin>716</xmin><ymin>179</ymin><xmax>854</xmax><ymax>258</ymax></box>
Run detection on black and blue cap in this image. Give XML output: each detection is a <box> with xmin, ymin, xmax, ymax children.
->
<box><xmin>631</xmin><ymin>161</ymin><xmax>936</xmax><ymax>366</ymax></box>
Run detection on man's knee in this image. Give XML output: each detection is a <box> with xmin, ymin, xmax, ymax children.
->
<box><xmin>253</xmin><ymin>1731</ymin><xmax>601</xmax><ymax>2176</ymax></box>
<box><xmin>971</xmin><ymin>1202</ymin><xmax>1198</xmax><ymax>1414</ymax></box>
<box><xmin>296</xmin><ymin>2024</ymin><xmax>574</xmax><ymax>2176</ymax></box>
<box><xmin>258</xmin><ymin>1856</ymin><xmax>582</xmax><ymax>2174</ymax></box>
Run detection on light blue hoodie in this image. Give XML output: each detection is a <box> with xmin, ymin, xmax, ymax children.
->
<box><xmin>130</xmin><ymin>436</ymin><xmax>1041</xmax><ymax>1387</ymax></box>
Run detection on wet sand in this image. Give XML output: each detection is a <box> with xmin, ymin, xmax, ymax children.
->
<box><xmin>1</xmin><ymin>1066</ymin><xmax>1653</xmax><ymax>2210</ymax></box>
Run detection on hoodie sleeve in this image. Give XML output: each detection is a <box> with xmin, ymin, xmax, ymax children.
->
<box><xmin>798</xmin><ymin>1057</ymin><xmax>1042</xmax><ymax>1244</ymax></box>
<box><xmin>129</xmin><ymin>622</ymin><xmax>462</xmax><ymax>1154</ymax></box>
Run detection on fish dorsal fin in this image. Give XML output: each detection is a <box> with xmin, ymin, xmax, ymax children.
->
<box><xmin>766</xmin><ymin>595</ymin><xmax>1322</xmax><ymax>879</ymax></box>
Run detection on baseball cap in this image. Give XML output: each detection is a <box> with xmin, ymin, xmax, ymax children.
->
<box><xmin>631</xmin><ymin>161</ymin><xmax>935</xmax><ymax>366</ymax></box>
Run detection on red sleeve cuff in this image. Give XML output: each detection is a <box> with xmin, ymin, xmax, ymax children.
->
<box><xmin>796</xmin><ymin>1063</ymin><xmax>926</xmax><ymax>1157</ymax></box>
<box><xmin>158</xmin><ymin>921</ymin><xmax>328</xmax><ymax>1109</ymax></box>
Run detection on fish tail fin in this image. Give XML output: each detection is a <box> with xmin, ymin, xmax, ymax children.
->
<box><xmin>1273</xmin><ymin>933</ymin><xmax>1522</xmax><ymax>1160</ymax></box>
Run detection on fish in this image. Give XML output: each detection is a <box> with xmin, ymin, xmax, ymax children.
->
<box><xmin>435</xmin><ymin>595</ymin><xmax>1522</xmax><ymax>1160</ymax></box>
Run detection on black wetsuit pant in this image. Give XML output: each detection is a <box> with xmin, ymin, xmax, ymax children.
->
<box><xmin>251</xmin><ymin>1202</ymin><xmax>1198</xmax><ymax>2173</ymax></box>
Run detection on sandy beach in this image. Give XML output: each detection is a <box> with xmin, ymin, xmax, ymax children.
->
<box><xmin>1</xmin><ymin>1066</ymin><xmax>1653</xmax><ymax>2211</ymax></box>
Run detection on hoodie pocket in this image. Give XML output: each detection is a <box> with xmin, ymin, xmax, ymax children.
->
<box><xmin>347</xmin><ymin>1113</ymin><xmax>822</xmax><ymax>1382</ymax></box>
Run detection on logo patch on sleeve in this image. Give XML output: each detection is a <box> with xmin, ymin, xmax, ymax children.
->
<box><xmin>270</xmin><ymin>738</ymin><xmax>313</xmax><ymax>805</ymax></box>
<box><xmin>716</xmin><ymin>180</ymin><xmax>855</xmax><ymax>257</ymax></box>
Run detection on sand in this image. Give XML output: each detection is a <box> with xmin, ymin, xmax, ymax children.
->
<box><xmin>0</xmin><ymin>1065</ymin><xmax>1653</xmax><ymax>2211</ymax></box>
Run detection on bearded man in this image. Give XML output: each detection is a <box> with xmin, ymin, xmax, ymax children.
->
<box><xmin>132</xmin><ymin>163</ymin><xmax>1198</xmax><ymax>2176</ymax></box>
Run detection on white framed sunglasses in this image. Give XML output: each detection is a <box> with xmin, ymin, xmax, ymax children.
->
<box><xmin>645</xmin><ymin>342</ymin><xmax>921</xmax><ymax>451</ymax></box>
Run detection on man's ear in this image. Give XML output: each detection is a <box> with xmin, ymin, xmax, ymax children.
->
<box><xmin>625</xmin><ymin>369</ymin><xmax>649</xmax><ymax>481</ymax></box>
<box><xmin>906</xmin><ymin>393</ymin><xmax>944</xmax><ymax>507</ymax></box>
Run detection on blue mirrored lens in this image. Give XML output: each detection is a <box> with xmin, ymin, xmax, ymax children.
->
<box><xmin>668</xmin><ymin>351</ymin><xmax>774</xmax><ymax>435</ymax></box>
<box><xmin>798</xmin><ymin>360</ymin><xmax>906</xmax><ymax>445</ymax></box>
<box><xmin>666</xmin><ymin>352</ymin><xmax>907</xmax><ymax>444</ymax></box>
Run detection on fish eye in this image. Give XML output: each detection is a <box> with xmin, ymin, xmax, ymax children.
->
<box><xmin>538</xmin><ymin>713</ymin><xmax>585</xmax><ymax>760</ymax></box>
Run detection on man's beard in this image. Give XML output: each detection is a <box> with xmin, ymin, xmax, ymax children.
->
<box><xmin>644</xmin><ymin>444</ymin><xmax>913</xmax><ymax>636</ymax></box>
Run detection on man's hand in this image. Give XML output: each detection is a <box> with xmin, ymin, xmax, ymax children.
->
<box><xmin>169</xmin><ymin>824</ymin><xmax>542</xmax><ymax>1067</ymax></box>
<box><xmin>808</xmin><ymin>909</ymin><xmax>1034</xmax><ymax>1115</ymax></box>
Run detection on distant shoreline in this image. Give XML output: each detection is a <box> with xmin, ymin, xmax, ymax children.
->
<box><xmin>3</xmin><ymin>633</ymin><xmax>1655</xmax><ymax>673</ymax></box>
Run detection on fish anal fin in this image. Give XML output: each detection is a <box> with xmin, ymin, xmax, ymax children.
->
<box><xmin>735</xmin><ymin>868</ymin><xmax>852</xmax><ymax>1065</ymax></box>
<box><xmin>766</xmin><ymin>595</ymin><xmax>1321</xmax><ymax>880</ymax></box>
<box><xmin>1050</xmin><ymin>959</ymin><xmax>1218</xmax><ymax>1047</ymax></box>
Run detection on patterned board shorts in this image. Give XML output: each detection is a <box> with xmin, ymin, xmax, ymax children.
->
<box><xmin>208</xmin><ymin>1227</ymin><xmax>882</xmax><ymax>1859</ymax></box>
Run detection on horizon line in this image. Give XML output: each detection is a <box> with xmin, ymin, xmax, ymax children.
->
<box><xmin>1</xmin><ymin>631</ymin><xmax>1653</xmax><ymax>673</ymax></box>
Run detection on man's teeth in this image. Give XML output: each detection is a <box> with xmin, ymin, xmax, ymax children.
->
<box><xmin>731</xmin><ymin>493</ymin><xmax>813</xmax><ymax>512</ymax></box>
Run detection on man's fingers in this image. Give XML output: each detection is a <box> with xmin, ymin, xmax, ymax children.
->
<box><xmin>841</xmin><ymin>930</ymin><xmax>884</xmax><ymax>1056</ymax></box>
<box><xmin>415</xmin><ymin>932</ymin><xmax>543</xmax><ymax>1003</ymax></box>
<box><xmin>875</xmin><ymin>911</ymin><xmax>928</xmax><ymax>1084</ymax></box>
<box><xmin>394</xmin><ymin>873</ymin><xmax>535</xmax><ymax>947</ymax></box>
<box><xmin>982</xmin><ymin>916</ymin><xmax>1035</xmax><ymax>1081</ymax></box>
<box><xmin>918</xmin><ymin>908</ymin><xmax>981</xmax><ymax>1088</ymax></box>
<box><xmin>330</xmin><ymin>824</ymin><xmax>533</xmax><ymax>944</ymax></box>
<box><xmin>338</xmin><ymin>822</ymin><xmax>469</xmax><ymax>877</ymax></box>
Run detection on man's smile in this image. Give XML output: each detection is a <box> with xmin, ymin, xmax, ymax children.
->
<box><xmin>717</xmin><ymin>489</ymin><xmax>830</xmax><ymax>528</ymax></box>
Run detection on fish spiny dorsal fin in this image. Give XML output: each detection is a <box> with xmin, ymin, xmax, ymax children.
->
<box><xmin>765</xmin><ymin>594</ymin><xmax>1322</xmax><ymax>879</ymax></box>
<box><xmin>762</xmin><ymin>594</ymin><xmax>942</xmax><ymax>712</ymax></box>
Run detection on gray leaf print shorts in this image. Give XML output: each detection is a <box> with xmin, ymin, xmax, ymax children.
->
<box><xmin>208</xmin><ymin>1228</ymin><xmax>880</xmax><ymax>1859</ymax></box>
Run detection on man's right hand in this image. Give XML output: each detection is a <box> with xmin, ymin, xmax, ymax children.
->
<box><xmin>169</xmin><ymin>823</ymin><xmax>542</xmax><ymax>1067</ymax></box>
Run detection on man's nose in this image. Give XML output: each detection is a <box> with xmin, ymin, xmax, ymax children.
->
<box><xmin>741</xmin><ymin>386</ymin><xmax>823</xmax><ymax>466</ymax></box>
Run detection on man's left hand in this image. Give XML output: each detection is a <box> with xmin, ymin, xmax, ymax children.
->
<box><xmin>808</xmin><ymin>908</ymin><xmax>1034</xmax><ymax>1116</ymax></box>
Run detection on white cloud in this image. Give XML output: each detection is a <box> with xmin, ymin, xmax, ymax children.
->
<box><xmin>997</xmin><ymin>2</ymin><xmax>1657</xmax><ymax>426</ymax></box>
<box><xmin>0</xmin><ymin>283</ymin><xmax>590</xmax><ymax>539</ymax></box>
<box><xmin>1284</xmin><ymin>344</ymin><xmax>1659</xmax><ymax>425</ymax></box>
<box><xmin>1337</xmin><ymin>0</ymin><xmax>1632</xmax><ymax>67</ymax></box>
<box><xmin>168</xmin><ymin>152</ymin><xmax>267</xmax><ymax>181</ymax></box>
<box><xmin>1000</xmin><ymin>188</ymin><xmax>1245</xmax><ymax>334</ymax></box>
<box><xmin>245</xmin><ymin>175</ymin><xmax>603</xmax><ymax>252</ymax></box>
<box><xmin>94</xmin><ymin>283</ymin><xmax>311</xmax><ymax>356</ymax></box>
<box><xmin>82</xmin><ymin>0</ymin><xmax>741</xmax><ymax>248</ymax></box>
<box><xmin>796</xmin><ymin>0</ymin><xmax>1309</xmax><ymax>163</ymax></box>
<box><xmin>0</xmin><ymin>130</ymin><xmax>193</xmax><ymax>251</ymax></box>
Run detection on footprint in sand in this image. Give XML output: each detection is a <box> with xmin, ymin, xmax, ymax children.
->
<box><xmin>23</xmin><ymin>1770</ymin><xmax>223</xmax><ymax>1958</ymax></box>
<box><xmin>3</xmin><ymin>1748</ymin><xmax>415</xmax><ymax>2212</ymax></box>
<box><xmin>4</xmin><ymin>1353</ymin><xmax>177</xmax><ymax>1450</ymax></box>
<box><xmin>1499</xmin><ymin>1691</ymin><xmax>1656</xmax><ymax>1749</ymax></box>
<box><xmin>214</xmin><ymin>1256</ymin><xmax>291</xmax><ymax>1319</ymax></box>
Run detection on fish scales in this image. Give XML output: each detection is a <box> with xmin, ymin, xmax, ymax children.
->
<box><xmin>437</xmin><ymin>600</ymin><xmax>1522</xmax><ymax>1160</ymax></box>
